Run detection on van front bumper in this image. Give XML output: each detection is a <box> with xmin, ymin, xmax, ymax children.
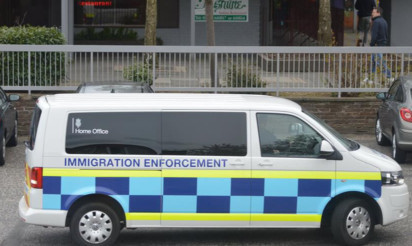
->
<box><xmin>19</xmin><ymin>197</ymin><xmax>67</xmax><ymax>227</ymax></box>
<box><xmin>378</xmin><ymin>184</ymin><xmax>409</xmax><ymax>226</ymax></box>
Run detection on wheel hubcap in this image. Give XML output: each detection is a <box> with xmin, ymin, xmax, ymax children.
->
<box><xmin>376</xmin><ymin>120</ymin><xmax>382</xmax><ymax>142</ymax></box>
<box><xmin>393</xmin><ymin>135</ymin><xmax>397</xmax><ymax>158</ymax></box>
<box><xmin>79</xmin><ymin>210</ymin><xmax>113</xmax><ymax>244</ymax></box>
<box><xmin>2</xmin><ymin>136</ymin><xmax>5</xmax><ymax>160</ymax></box>
<box><xmin>346</xmin><ymin>206</ymin><xmax>371</xmax><ymax>240</ymax></box>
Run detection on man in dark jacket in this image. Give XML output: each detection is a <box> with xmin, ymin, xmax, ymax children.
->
<box><xmin>370</xmin><ymin>7</ymin><xmax>391</xmax><ymax>79</ymax></box>
<box><xmin>355</xmin><ymin>0</ymin><xmax>376</xmax><ymax>46</ymax></box>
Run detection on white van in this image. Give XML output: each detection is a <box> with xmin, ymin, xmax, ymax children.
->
<box><xmin>19</xmin><ymin>93</ymin><xmax>409</xmax><ymax>246</ymax></box>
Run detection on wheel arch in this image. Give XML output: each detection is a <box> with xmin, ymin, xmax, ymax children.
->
<box><xmin>321</xmin><ymin>192</ymin><xmax>383</xmax><ymax>228</ymax></box>
<box><xmin>65</xmin><ymin>194</ymin><xmax>126</xmax><ymax>228</ymax></box>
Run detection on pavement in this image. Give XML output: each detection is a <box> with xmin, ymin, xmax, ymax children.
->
<box><xmin>0</xmin><ymin>134</ymin><xmax>412</xmax><ymax>246</ymax></box>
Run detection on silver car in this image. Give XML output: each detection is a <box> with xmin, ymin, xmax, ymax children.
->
<box><xmin>376</xmin><ymin>76</ymin><xmax>412</xmax><ymax>163</ymax></box>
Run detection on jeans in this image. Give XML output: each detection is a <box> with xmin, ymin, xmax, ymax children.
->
<box><xmin>371</xmin><ymin>53</ymin><xmax>391</xmax><ymax>78</ymax></box>
<box><xmin>358</xmin><ymin>17</ymin><xmax>371</xmax><ymax>46</ymax></box>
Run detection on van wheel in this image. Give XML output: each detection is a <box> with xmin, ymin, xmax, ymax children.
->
<box><xmin>331</xmin><ymin>198</ymin><xmax>374</xmax><ymax>246</ymax></box>
<box><xmin>392</xmin><ymin>133</ymin><xmax>406</xmax><ymax>163</ymax></box>
<box><xmin>375</xmin><ymin>118</ymin><xmax>390</xmax><ymax>146</ymax></box>
<box><xmin>7</xmin><ymin>120</ymin><xmax>18</xmax><ymax>147</ymax></box>
<box><xmin>0</xmin><ymin>133</ymin><xmax>5</xmax><ymax>166</ymax></box>
<box><xmin>70</xmin><ymin>202</ymin><xmax>120</xmax><ymax>246</ymax></box>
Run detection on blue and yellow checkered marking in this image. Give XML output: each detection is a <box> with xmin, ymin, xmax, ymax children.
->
<box><xmin>42</xmin><ymin>169</ymin><xmax>381</xmax><ymax>222</ymax></box>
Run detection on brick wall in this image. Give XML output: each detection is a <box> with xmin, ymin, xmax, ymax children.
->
<box><xmin>13</xmin><ymin>94</ymin><xmax>381</xmax><ymax>136</ymax></box>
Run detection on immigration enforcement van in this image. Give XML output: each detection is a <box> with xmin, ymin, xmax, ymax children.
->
<box><xmin>19</xmin><ymin>93</ymin><xmax>409</xmax><ymax>246</ymax></box>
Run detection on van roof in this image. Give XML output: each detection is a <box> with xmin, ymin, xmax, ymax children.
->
<box><xmin>44</xmin><ymin>93</ymin><xmax>302</xmax><ymax>112</ymax></box>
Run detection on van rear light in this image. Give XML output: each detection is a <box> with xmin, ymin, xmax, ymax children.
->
<box><xmin>400</xmin><ymin>108</ymin><xmax>412</xmax><ymax>123</ymax></box>
<box><xmin>30</xmin><ymin>167</ymin><xmax>43</xmax><ymax>189</ymax></box>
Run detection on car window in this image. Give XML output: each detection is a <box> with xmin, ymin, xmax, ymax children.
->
<box><xmin>394</xmin><ymin>86</ymin><xmax>404</xmax><ymax>102</ymax></box>
<box><xmin>387</xmin><ymin>81</ymin><xmax>400</xmax><ymax>100</ymax></box>
<box><xmin>257</xmin><ymin>113</ymin><xmax>324</xmax><ymax>158</ymax></box>
<box><xmin>0</xmin><ymin>89</ymin><xmax>7</xmax><ymax>107</ymax></box>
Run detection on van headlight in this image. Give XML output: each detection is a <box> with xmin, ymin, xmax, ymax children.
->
<box><xmin>381</xmin><ymin>171</ymin><xmax>405</xmax><ymax>185</ymax></box>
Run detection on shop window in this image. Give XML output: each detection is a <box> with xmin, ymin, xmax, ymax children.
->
<box><xmin>74</xmin><ymin>0</ymin><xmax>179</xmax><ymax>28</ymax></box>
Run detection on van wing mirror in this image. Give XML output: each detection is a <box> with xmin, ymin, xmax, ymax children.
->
<box><xmin>320</xmin><ymin>140</ymin><xmax>343</xmax><ymax>160</ymax></box>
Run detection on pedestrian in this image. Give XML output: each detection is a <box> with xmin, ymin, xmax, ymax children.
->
<box><xmin>370</xmin><ymin>7</ymin><xmax>392</xmax><ymax>80</ymax></box>
<box><xmin>355</xmin><ymin>0</ymin><xmax>375</xmax><ymax>46</ymax></box>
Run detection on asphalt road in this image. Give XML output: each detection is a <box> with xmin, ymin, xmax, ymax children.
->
<box><xmin>0</xmin><ymin>135</ymin><xmax>411</xmax><ymax>246</ymax></box>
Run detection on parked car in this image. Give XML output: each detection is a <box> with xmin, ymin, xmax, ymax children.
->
<box><xmin>0</xmin><ymin>87</ymin><xmax>20</xmax><ymax>166</ymax></box>
<box><xmin>376</xmin><ymin>76</ymin><xmax>412</xmax><ymax>163</ymax></box>
<box><xmin>76</xmin><ymin>82</ymin><xmax>154</xmax><ymax>93</ymax></box>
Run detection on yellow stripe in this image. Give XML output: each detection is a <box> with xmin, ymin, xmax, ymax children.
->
<box><xmin>43</xmin><ymin>168</ymin><xmax>380</xmax><ymax>180</ymax></box>
<box><xmin>336</xmin><ymin>172</ymin><xmax>381</xmax><ymax>180</ymax></box>
<box><xmin>162</xmin><ymin>169</ymin><xmax>250</xmax><ymax>178</ymax></box>
<box><xmin>251</xmin><ymin>214</ymin><xmax>322</xmax><ymax>222</ymax></box>
<box><xmin>252</xmin><ymin>171</ymin><xmax>335</xmax><ymax>179</ymax></box>
<box><xmin>43</xmin><ymin>168</ymin><xmax>161</xmax><ymax>177</ymax></box>
<box><xmin>125</xmin><ymin>213</ymin><xmax>321</xmax><ymax>222</ymax></box>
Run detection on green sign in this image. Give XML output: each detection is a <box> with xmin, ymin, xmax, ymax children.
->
<box><xmin>195</xmin><ymin>0</ymin><xmax>249</xmax><ymax>22</ymax></box>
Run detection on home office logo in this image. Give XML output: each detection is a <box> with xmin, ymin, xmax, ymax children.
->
<box><xmin>72</xmin><ymin>118</ymin><xmax>109</xmax><ymax>135</ymax></box>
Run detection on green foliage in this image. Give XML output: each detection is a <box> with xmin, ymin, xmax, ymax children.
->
<box><xmin>0</xmin><ymin>26</ymin><xmax>66</xmax><ymax>86</ymax></box>
<box><xmin>226</xmin><ymin>62</ymin><xmax>265</xmax><ymax>88</ymax></box>
<box><xmin>123</xmin><ymin>59</ymin><xmax>153</xmax><ymax>85</ymax></box>
<box><xmin>75</xmin><ymin>27</ymin><xmax>138</xmax><ymax>41</ymax></box>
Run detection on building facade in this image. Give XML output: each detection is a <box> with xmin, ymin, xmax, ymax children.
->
<box><xmin>0</xmin><ymin>0</ymin><xmax>410</xmax><ymax>46</ymax></box>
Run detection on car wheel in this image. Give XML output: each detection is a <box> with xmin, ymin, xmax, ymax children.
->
<box><xmin>375</xmin><ymin>118</ymin><xmax>390</xmax><ymax>146</ymax></box>
<box><xmin>6</xmin><ymin>119</ymin><xmax>18</xmax><ymax>147</ymax></box>
<box><xmin>70</xmin><ymin>202</ymin><xmax>120</xmax><ymax>246</ymax></box>
<box><xmin>0</xmin><ymin>133</ymin><xmax>5</xmax><ymax>166</ymax></box>
<box><xmin>331</xmin><ymin>198</ymin><xmax>375</xmax><ymax>246</ymax></box>
<box><xmin>392</xmin><ymin>133</ymin><xmax>406</xmax><ymax>163</ymax></box>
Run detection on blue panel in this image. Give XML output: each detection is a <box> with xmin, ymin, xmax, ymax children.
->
<box><xmin>335</xmin><ymin>179</ymin><xmax>364</xmax><ymax>195</ymax></box>
<box><xmin>197</xmin><ymin>178</ymin><xmax>231</xmax><ymax>196</ymax></box>
<box><xmin>251</xmin><ymin>178</ymin><xmax>264</xmax><ymax>196</ymax></box>
<box><xmin>297</xmin><ymin>197</ymin><xmax>330</xmax><ymax>214</ymax></box>
<box><xmin>61</xmin><ymin>195</ymin><xmax>82</xmax><ymax>210</ymax></box>
<box><xmin>264</xmin><ymin>197</ymin><xmax>297</xmax><ymax>214</ymax></box>
<box><xmin>96</xmin><ymin>177</ymin><xmax>129</xmax><ymax>195</ymax></box>
<box><xmin>298</xmin><ymin>179</ymin><xmax>331</xmax><ymax>197</ymax></box>
<box><xmin>251</xmin><ymin>196</ymin><xmax>264</xmax><ymax>213</ymax></box>
<box><xmin>110</xmin><ymin>195</ymin><xmax>130</xmax><ymax>213</ymax></box>
<box><xmin>230</xmin><ymin>196</ymin><xmax>250</xmax><ymax>213</ymax></box>
<box><xmin>163</xmin><ymin>195</ymin><xmax>197</xmax><ymax>213</ymax></box>
<box><xmin>163</xmin><ymin>178</ymin><xmax>197</xmax><ymax>195</ymax></box>
<box><xmin>43</xmin><ymin>176</ymin><xmax>61</xmax><ymax>194</ymax></box>
<box><xmin>365</xmin><ymin>180</ymin><xmax>381</xmax><ymax>198</ymax></box>
<box><xmin>130</xmin><ymin>177</ymin><xmax>162</xmax><ymax>195</ymax></box>
<box><xmin>231</xmin><ymin>178</ymin><xmax>250</xmax><ymax>196</ymax></box>
<box><xmin>61</xmin><ymin>177</ymin><xmax>95</xmax><ymax>195</ymax></box>
<box><xmin>129</xmin><ymin>195</ymin><xmax>162</xmax><ymax>212</ymax></box>
<box><xmin>197</xmin><ymin>196</ymin><xmax>230</xmax><ymax>213</ymax></box>
<box><xmin>43</xmin><ymin>194</ymin><xmax>61</xmax><ymax>210</ymax></box>
<box><xmin>264</xmin><ymin>179</ymin><xmax>298</xmax><ymax>197</ymax></box>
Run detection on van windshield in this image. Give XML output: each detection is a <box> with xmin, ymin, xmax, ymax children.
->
<box><xmin>28</xmin><ymin>106</ymin><xmax>42</xmax><ymax>150</ymax></box>
<box><xmin>303</xmin><ymin>110</ymin><xmax>359</xmax><ymax>151</ymax></box>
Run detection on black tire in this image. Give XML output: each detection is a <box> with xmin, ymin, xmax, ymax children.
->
<box><xmin>375</xmin><ymin>118</ymin><xmax>390</xmax><ymax>146</ymax></box>
<box><xmin>7</xmin><ymin>119</ymin><xmax>18</xmax><ymax>147</ymax></box>
<box><xmin>0</xmin><ymin>133</ymin><xmax>5</xmax><ymax>166</ymax></box>
<box><xmin>392</xmin><ymin>132</ymin><xmax>406</xmax><ymax>163</ymax></box>
<box><xmin>70</xmin><ymin>202</ymin><xmax>121</xmax><ymax>246</ymax></box>
<box><xmin>331</xmin><ymin>198</ymin><xmax>375</xmax><ymax>246</ymax></box>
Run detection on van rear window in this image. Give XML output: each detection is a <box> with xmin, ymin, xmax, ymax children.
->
<box><xmin>65</xmin><ymin>112</ymin><xmax>247</xmax><ymax>156</ymax></box>
<box><xmin>28</xmin><ymin>106</ymin><xmax>42</xmax><ymax>150</ymax></box>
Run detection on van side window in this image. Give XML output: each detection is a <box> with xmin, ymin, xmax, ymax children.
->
<box><xmin>162</xmin><ymin>112</ymin><xmax>247</xmax><ymax>156</ymax></box>
<box><xmin>66</xmin><ymin>112</ymin><xmax>161</xmax><ymax>155</ymax></box>
<box><xmin>257</xmin><ymin>113</ymin><xmax>323</xmax><ymax>158</ymax></box>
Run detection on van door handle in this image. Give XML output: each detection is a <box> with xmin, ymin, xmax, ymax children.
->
<box><xmin>230</xmin><ymin>163</ymin><xmax>245</xmax><ymax>166</ymax></box>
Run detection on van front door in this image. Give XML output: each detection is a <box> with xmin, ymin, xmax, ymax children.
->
<box><xmin>251</xmin><ymin>112</ymin><xmax>336</xmax><ymax>227</ymax></box>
